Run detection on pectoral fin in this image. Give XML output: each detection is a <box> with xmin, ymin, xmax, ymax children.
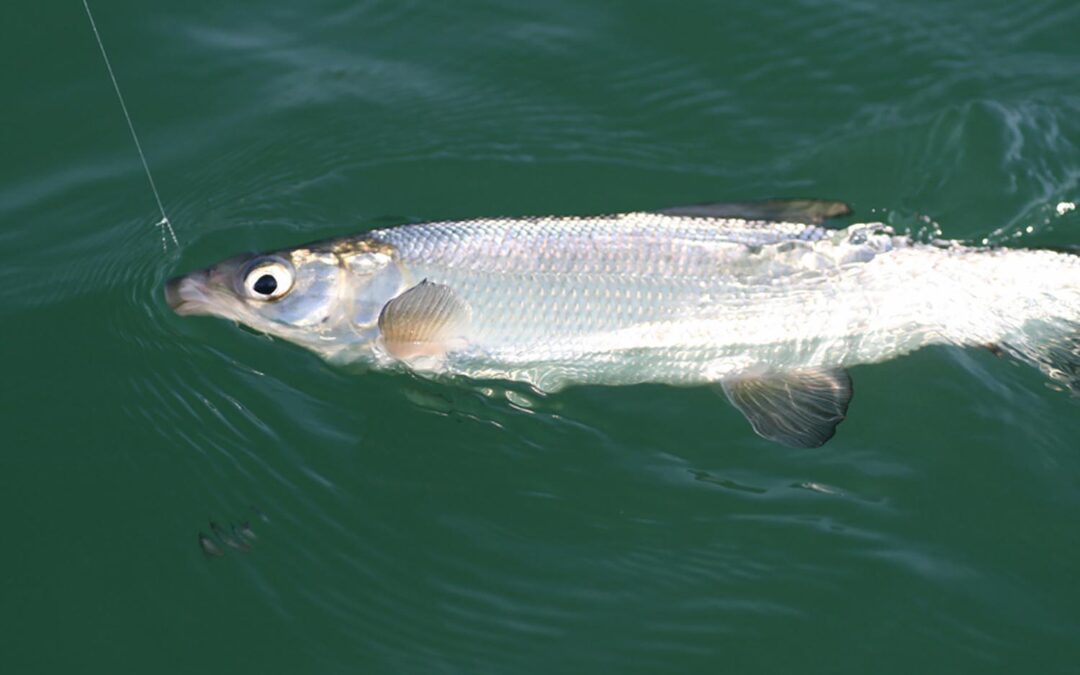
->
<box><xmin>378</xmin><ymin>280</ymin><xmax>470</xmax><ymax>359</ymax></box>
<box><xmin>658</xmin><ymin>199</ymin><xmax>852</xmax><ymax>225</ymax></box>
<box><xmin>720</xmin><ymin>369</ymin><xmax>853</xmax><ymax>448</ymax></box>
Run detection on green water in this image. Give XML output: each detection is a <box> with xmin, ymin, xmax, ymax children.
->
<box><xmin>3</xmin><ymin>1</ymin><xmax>1080</xmax><ymax>672</ymax></box>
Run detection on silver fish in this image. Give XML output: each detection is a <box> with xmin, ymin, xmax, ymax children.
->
<box><xmin>166</xmin><ymin>199</ymin><xmax>1080</xmax><ymax>447</ymax></box>
<box><xmin>198</xmin><ymin>532</ymin><xmax>224</xmax><ymax>559</ymax></box>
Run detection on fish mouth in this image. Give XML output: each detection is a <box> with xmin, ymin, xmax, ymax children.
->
<box><xmin>165</xmin><ymin>272</ymin><xmax>213</xmax><ymax>317</ymax></box>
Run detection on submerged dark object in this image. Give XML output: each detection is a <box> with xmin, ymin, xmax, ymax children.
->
<box><xmin>199</xmin><ymin>514</ymin><xmax>262</xmax><ymax>559</ymax></box>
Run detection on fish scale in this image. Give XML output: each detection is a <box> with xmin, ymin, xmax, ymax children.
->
<box><xmin>166</xmin><ymin>201</ymin><xmax>1080</xmax><ymax>446</ymax></box>
<box><xmin>368</xmin><ymin>214</ymin><xmax>896</xmax><ymax>384</ymax></box>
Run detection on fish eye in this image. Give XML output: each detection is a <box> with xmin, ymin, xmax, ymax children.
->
<box><xmin>242</xmin><ymin>259</ymin><xmax>294</xmax><ymax>301</ymax></box>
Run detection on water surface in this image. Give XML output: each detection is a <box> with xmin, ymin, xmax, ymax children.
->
<box><xmin>2</xmin><ymin>1</ymin><xmax>1080</xmax><ymax>672</ymax></box>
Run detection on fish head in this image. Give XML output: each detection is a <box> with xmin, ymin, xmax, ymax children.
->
<box><xmin>166</xmin><ymin>246</ymin><xmax>351</xmax><ymax>346</ymax></box>
<box><xmin>166</xmin><ymin>237</ymin><xmax>407</xmax><ymax>358</ymax></box>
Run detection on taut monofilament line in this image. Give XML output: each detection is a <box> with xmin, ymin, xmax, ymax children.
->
<box><xmin>82</xmin><ymin>0</ymin><xmax>179</xmax><ymax>252</ymax></box>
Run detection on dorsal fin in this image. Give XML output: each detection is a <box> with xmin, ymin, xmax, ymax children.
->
<box><xmin>720</xmin><ymin>369</ymin><xmax>853</xmax><ymax>447</ymax></box>
<box><xmin>657</xmin><ymin>199</ymin><xmax>852</xmax><ymax>225</ymax></box>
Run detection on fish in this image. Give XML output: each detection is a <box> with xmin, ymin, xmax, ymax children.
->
<box><xmin>165</xmin><ymin>199</ymin><xmax>1080</xmax><ymax>447</ymax></box>
<box><xmin>210</xmin><ymin>520</ymin><xmax>249</xmax><ymax>551</ymax></box>
<box><xmin>235</xmin><ymin>522</ymin><xmax>258</xmax><ymax>542</ymax></box>
<box><xmin>198</xmin><ymin>532</ymin><xmax>224</xmax><ymax>558</ymax></box>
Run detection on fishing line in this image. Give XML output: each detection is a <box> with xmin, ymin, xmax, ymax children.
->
<box><xmin>82</xmin><ymin>0</ymin><xmax>179</xmax><ymax>251</ymax></box>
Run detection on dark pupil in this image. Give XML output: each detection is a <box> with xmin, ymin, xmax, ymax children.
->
<box><xmin>253</xmin><ymin>274</ymin><xmax>278</xmax><ymax>295</ymax></box>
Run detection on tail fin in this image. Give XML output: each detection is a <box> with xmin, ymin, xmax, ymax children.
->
<box><xmin>990</xmin><ymin>244</ymin><xmax>1079</xmax><ymax>394</ymax></box>
<box><xmin>1002</xmin><ymin>313</ymin><xmax>1080</xmax><ymax>396</ymax></box>
<box><xmin>1028</xmin><ymin>324</ymin><xmax>1080</xmax><ymax>394</ymax></box>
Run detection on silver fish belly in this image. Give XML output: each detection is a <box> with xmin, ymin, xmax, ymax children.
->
<box><xmin>166</xmin><ymin>200</ymin><xmax>1080</xmax><ymax>447</ymax></box>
